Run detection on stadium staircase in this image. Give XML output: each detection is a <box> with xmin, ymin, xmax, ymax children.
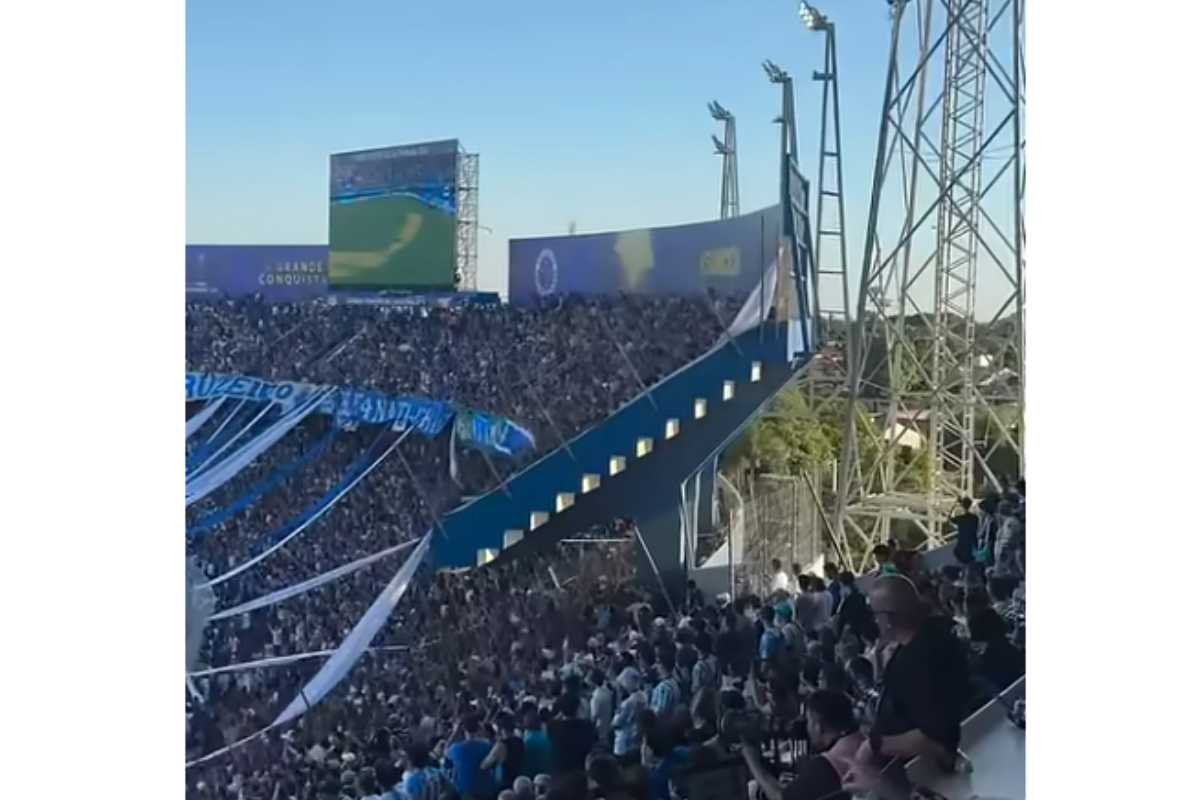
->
<box><xmin>431</xmin><ymin>319</ymin><xmax>810</xmax><ymax>596</ymax></box>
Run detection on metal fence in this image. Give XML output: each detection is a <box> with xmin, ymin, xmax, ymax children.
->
<box><xmin>729</xmin><ymin>473</ymin><xmax>825</xmax><ymax>597</ymax></box>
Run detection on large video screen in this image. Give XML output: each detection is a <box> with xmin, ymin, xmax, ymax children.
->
<box><xmin>508</xmin><ymin>206</ymin><xmax>781</xmax><ymax>306</ymax></box>
<box><xmin>328</xmin><ymin>140</ymin><xmax>458</xmax><ymax>289</ymax></box>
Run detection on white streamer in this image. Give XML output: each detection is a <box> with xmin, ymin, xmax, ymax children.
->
<box><xmin>188</xmin><ymin>401</ymin><xmax>274</xmax><ymax>478</ymax></box>
<box><xmin>209</xmin><ymin>538</ymin><xmax>420</xmax><ymax>621</ymax></box>
<box><xmin>187</xmin><ymin>644</ymin><xmax>415</xmax><ymax>678</ymax></box>
<box><xmin>185</xmin><ymin>389</ymin><xmax>332</xmax><ymax>507</ymax></box>
<box><xmin>185</xmin><ymin>398</ymin><xmax>226</xmax><ymax>439</ymax></box>
<box><xmin>201</xmin><ymin>426</ymin><xmax>410</xmax><ymax>588</ymax></box>
<box><xmin>184</xmin><ymin>534</ymin><xmax>427</xmax><ymax>769</ymax></box>
<box><xmin>272</xmin><ymin>532</ymin><xmax>430</xmax><ymax>726</ymax></box>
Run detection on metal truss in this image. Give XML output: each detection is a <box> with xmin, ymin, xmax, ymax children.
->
<box><xmin>708</xmin><ymin>101</ymin><xmax>741</xmax><ymax>219</ymax></box>
<box><xmin>833</xmin><ymin>0</ymin><xmax>1024</xmax><ymax>568</ymax></box>
<box><xmin>455</xmin><ymin>150</ymin><xmax>479</xmax><ymax>291</ymax></box>
<box><xmin>795</xmin><ymin>4</ymin><xmax>854</xmax><ymax>423</ymax></box>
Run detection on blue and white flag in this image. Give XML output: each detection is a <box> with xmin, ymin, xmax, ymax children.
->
<box><xmin>186</xmin><ymin>372</ymin><xmax>455</xmax><ymax>437</ymax></box>
<box><xmin>454</xmin><ymin>410</ymin><xmax>536</xmax><ymax>458</ymax></box>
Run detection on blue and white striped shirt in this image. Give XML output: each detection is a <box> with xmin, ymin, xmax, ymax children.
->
<box><xmin>651</xmin><ymin>676</ymin><xmax>681</xmax><ymax>717</ymax></box>
<box><xmin>612</xmin><ymin>690</ymin><xmax>647</xmax><ymax>756</ymax></box>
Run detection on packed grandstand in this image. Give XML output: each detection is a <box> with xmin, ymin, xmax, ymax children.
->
<box><xmin>185</xmin><ymin>295</ymin><xmax>1025</xmax><ymax>800</ymax></box>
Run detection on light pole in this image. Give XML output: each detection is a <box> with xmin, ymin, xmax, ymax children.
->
<box><xmin>708</xmin><ymin>101</ymin><xmax>740</xmax><ymax>219</ymax></box>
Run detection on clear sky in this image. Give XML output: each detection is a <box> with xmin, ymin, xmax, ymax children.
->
<box><xmin>187</xmin><ymin>1</ymin><xmax>1016</xmax><ymax>312</ymax></box>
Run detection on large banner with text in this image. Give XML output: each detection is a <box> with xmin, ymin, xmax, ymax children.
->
<box><xmin>507</xmin><ymin>205</ymin><xmax>781</xmax><ymax>306</ymax></box>
<box><xmin>186</xmin><ymin>245</ymin><xmax>328</xmax><ymax>302</ymax></box>
<box><xmin>186</xmin><ymin>372</ymin><xmax>535</xmax><ymax>457</ymax></box>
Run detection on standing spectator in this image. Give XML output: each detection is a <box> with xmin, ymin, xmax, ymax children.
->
<box><xmin>870</xmin><ymin>544</ymin><xmax>897</xmax><ymax>576</ymax></box>
<box><xmin>520</xmin><ymin>707</ymin><xmax>553</xmax><ymax>779</ymax></box>
<box><xmin>589</xmin><ymin>668</ymin><xmax>614</xmax><ymax>749</ymax></box>
<box><xmin>835</xmin><ymin>572</ymin><xmax>876</xmax><ymax>642</ymax></box>
<box><xmin>481</xmin><ymin>711</ymin><xmax>525</xmax><ymax>790</ymax></box>
<box><xmin>649</xmin><ymin>649</ymin><xmax>681</xmax><ymax>718</ymax></box>
<box><xmin>950</xmin><ymin>497</ymin><xmax>979</xmax><ymax>567</ymax></box>
<box><xmin>611</xmin><ymin>667</ymin><xmax>647</xmax><ymax>764</ymax></box>
<box><xmin>397</xmin><ymin>745</ymin><xmax>449</xmax><ymax>800</ymax></box>
<box><xmin>446</xmin><ymin>717</ymin><xmax>495</xmax><ymax>800</ymax></box>
<box><xmin>770</xmin><ymin>559</ymin><xmax>791</xmax><ymax>594</ymax></box>
<box><xmin>862</xmin><ymin>576</ymin><xmax>970</xmax><ymax>769</ymax></box>
<box><xmin>824</xmin><ymin>562</ymin><xmax>844</xmax><ymax>614</ymax></box>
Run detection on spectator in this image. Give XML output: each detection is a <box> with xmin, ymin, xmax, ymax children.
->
<box><xmin>611</xmin><ymin>667</ymin><xmax>647</xmax><ymax>764</ymax></box>
<box><xmin>863</xmin><ymin>576</ymin><xmax>970</xmax><ymax>769</ymax></box>
<box><xmin>967</xmin><ymin>608</ymin><xmax>1025</xmax><ymax>700</ymax></box>
<box><xmin>870</xmin><ymin>544</ymin><xmax>897</xmax><ymax>576</ymax></box>
<box><xmin>521</xmin><ymin>708</ymin><xmax>554</xmax><ymax>779</ymax></box>
<box><xmin>950</xmin><ymin>497</ymin><xmax>979</xmax><ymax>566</ymax></box>
<box><xmin>770</xmin><ymin>559</ymin><xmax>791</xmax><ymax>594</ymax></box>
<box><xmin>481</xmin><ymin>711</ymin><xmax>526</xmax><ymax>790</ymax></box>
<box><xmin>446</xmin><ymin>716</ymin><xmax>495</xmax><ymax>800</ymax></box>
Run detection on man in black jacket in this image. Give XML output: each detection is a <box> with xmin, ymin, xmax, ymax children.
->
<box><xmin>863</xmin><ymin>576</ymin><xmax>970</xmax><ymax>771</ymax></box>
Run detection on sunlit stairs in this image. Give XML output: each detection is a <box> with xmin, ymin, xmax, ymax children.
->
<box><xmin>430</xmin><ymin>320</ymin><xmax>810</xmax><ymax>596</ymax></box>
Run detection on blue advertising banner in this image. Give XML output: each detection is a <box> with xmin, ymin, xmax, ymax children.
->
<box><xmin>454</xmin><ymin>410</ymin><xmax>536</xmax><ymax>458</ymax></box>
<box><xmin>185</xmin><ymin>373</ymin><xmax>534</xmax><ymax>457</ymax></box>
<box><xmin>507</xmin><ymin>205</ymin><xmax>781</xmax><ymax>306</ymax></box>
<box><xmin>186</xmin><ymin>245</ymin><xmax>328</xmax><ymax>302</ymax></box>
<box><xmin>185</xmin><ymin>373</ymin><xmax>454</xmax><ymax>437</ymax></box>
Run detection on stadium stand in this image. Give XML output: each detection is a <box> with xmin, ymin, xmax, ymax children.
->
<box><xmin>185</xmin><ymin>296</ymin><xmax>1024</xmax><ymax>800</ymax></box>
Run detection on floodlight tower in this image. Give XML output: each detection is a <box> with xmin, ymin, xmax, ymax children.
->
<box><xmin>761</xmin><ymin>60</ymin><xmax>816</xmax><ymax>350</ymax></box>
<box><xmin>708</xmin><ymin>101</ymin><xmax>740</xmax><ymax>220</ymax></box>
<box><xmin>834</xmin><ymin>0</ymin><xmax>1025</xmax><ymax>567</ymax></box>
<box><xmin>798</xmin><ymin>3</ymin><xmax>851</xmax><ymax>351</ymax></box>
<box><xmin>794</xmin><ymin>3</ymin><xmax>856</xmax><ymax>562</ymax></box>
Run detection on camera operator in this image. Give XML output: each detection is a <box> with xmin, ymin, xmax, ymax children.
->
<box><xmin>739</xmin><ymin>690</ymin><xmax>861</xmax><ymax>800</ymax></box>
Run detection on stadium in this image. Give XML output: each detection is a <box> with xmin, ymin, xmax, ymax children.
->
<box><xmin>185</xmin><ymin>3</ymin><xmax>1025</xmax><ymax>800</ymax></box>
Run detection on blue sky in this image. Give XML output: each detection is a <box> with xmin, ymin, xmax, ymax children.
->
<box><xmin>188</xmin><ymin>1</ymin><xmax>1014</xmax><ymax>311</ymax></box>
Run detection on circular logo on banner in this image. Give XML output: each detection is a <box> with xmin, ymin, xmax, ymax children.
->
<box><xmin>534</xmin><ymin>248</ymin><xmax>559</xmax><ymax>297</ymax></box>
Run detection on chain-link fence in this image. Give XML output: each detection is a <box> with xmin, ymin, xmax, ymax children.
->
<box><xmin>712</xmin><ymin>473</ymin><xmax>825</xmax><ymax>597</ymax></box>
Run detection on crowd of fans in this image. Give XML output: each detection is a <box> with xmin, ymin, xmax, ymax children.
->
<box><xmin>186</xmin><ymin>480</ymin><xmax>1025</xmax><ymax>800</ymax></box>
<box><xmin>185</xmin><ymin>293</ymin><xmax>749</xmax><ymax>768</ymax></box>
<box><xmin>186</xmin><ymin>294</ymin><xmax>745</xmax><ymax>467</ymax></box>
<box><xmin>186</xmin><ymin>295</ymin><xmax>1024</xmax><ymax>800</ymax></box>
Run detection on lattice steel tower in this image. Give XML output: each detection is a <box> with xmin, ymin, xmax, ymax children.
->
<box><xmin>800</xmin><ymin>3</ymin><xmax>851</xmax><ymax>348</ymax></box>
<box><xmin>708</xmin><ymin>101</ymin><xmax>740</xmax><ymax>220</ymax></box>
<box><xmin>833</xmin><ymin>0</ymin><xmax>1024</xmax><ymax>566</ymax></box>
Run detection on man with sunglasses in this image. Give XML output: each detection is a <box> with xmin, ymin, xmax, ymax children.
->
<box><xmin>861</xmin><ymin>576</ymin><xmax>969</xmax><ymax>773</ymax></box>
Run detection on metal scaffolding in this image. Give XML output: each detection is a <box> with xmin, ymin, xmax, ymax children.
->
<box><xmin>833</xmin><ymin>0</ymin><xmax>1025</xmax><ymax>568</ymax></box>
<box><xmin>708</xmin><ymin>101</ymin><xmax>740</xmax><ymax>220</ymax></box>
